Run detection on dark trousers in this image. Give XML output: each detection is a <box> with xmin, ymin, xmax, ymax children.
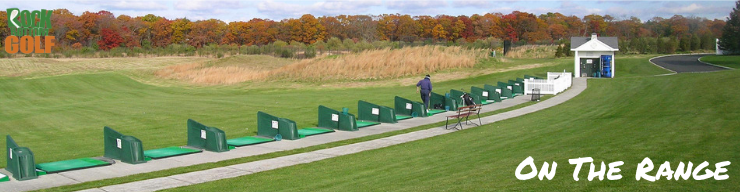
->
<box><xmin>420</xmin><ymin>89</ymin><xmax>430</xmax><ymax>110</ymax></box>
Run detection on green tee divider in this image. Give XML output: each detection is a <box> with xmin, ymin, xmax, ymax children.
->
<box><xmin>483</xmin><ymin>84</ymin><xmax>504</xmax><ymax>102</ymax></box>
<box><xmin>104</xmin><ymin>127</ymin><xmax>148</xmax><ymax>164</ymax></box>
<box><xmin>257</xmin><ymin>111</ymin><xmax>303</xmax><ymax>140</ymax></box>
<box><xmin>509</xmin><ymin>80</ymin><xmax>524</xmax><ymax>96</ymax></box>
<box><xmin>497</xmin><ymin>82</ymin><xmax>514</xmax><ymax>98</ymax></box>
<box><xmin>7</xmin><ymin>135</ymin><xmax>108</xmax><ymax>176</ymax></box>
<box><xmin>430</xmin><ymin>92</ymin><xmax>457</xmax><ymax>111</ymax></box>
<box><xmin>187</xmin><ymin>119</ymin><xmax>230</xmax><ymax>152</ymax></box>
<box><xmin>471</xmin><ymin>86</ymin><xmax>494</xmax><ymax>105</ymax></box>
<box><xmin>6</xmin><ymin>135</ymin><xmax>38</xmax><ymax>181</ymax></box>
<box><xmin>313</xmin><ymin>105</ymin><xmax>358</xmax><ymax>131</ymax></box>
<box><xmin>35</xmin><ymin>158</ymin><xmax>112</xmax><ymax>174</ymax></box>
<box><xmin>449</xmin><ymin>89</ymin><xmax>466</xmax><ymax>106</ymax></box>
<box><xmin>357</xmin><ymin>100</ymin><xmax>397</xmax><ymax>124</ymax></box>
<box><xmin>394</xmin><ymin>96</ymin><xmax>427</xmax><ymax>118</ymax></box>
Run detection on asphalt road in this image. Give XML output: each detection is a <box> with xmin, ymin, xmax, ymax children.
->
<box><xmin>650</xmin><ymin>54</ymin><xmax>728</xmax><ymax>73</ymax></box>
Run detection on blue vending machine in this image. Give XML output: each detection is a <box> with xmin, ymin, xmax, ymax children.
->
<box><xmin>600</xmin><ymin>55</ymin><xmax>612</xmax><ymax>78</ymax></box>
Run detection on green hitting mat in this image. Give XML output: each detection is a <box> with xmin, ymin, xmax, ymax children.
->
<box><xmin>427</xmin><ymin>109</ymin><xmax>446</xmax><ymax>116</ymax></box>
<box><xmin>0</xmin><ymin>173</ymin><xmax>8</xmax><ymax>182</ymax></box>
<box><xmin>481</xmin><ymin>100</ymin><xmax>494</xmax><ymax>105</ymax></box>
<box><xmin>395</xmin><ymin>115</ymin><xmax>413</xmax><ymax>120</ymax></box>
<box><xmin>144</xmin><ymin>146</ymin><xmax>202</xmax><ymax>159</ymax></box>
<box><xmin>227</xmin><ymin>136</ymin><xmax>274</xmax><ymax>147</ymax></box>
<box><xmin>36</xmin><ymin>158</ymin><xmax>112</xmax><ymax>173</ymax></box>
<box><xmin>357</xmin><ymin>120</ymin><xmax>380</xmax><ymax>128</ymax></box>
<box><xmin>297</xmin><ymin>128</ymin><xmax>335</xmax><ymax>137</ymax></box>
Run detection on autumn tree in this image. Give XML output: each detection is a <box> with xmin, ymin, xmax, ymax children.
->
<box><xmin>97</xmin><ymin>28</ymin><xmax>123</xmax><ymax>50</ymax></box>
<box><xmin>151</xmin><ymin>18</ymin><xmax>173</xmax><ymax>47</ymax></box>
<box><xmin>432</xmin><ymin>24</ymin><xmax>447</xmax><ymax>41</ymax></box>
<box><xmin>171</xmin><ymin>18</ymin><xmax>192</xmax><ymax>44</ymax></box>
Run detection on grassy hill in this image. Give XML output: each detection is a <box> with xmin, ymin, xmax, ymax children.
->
<box><xmin>164</xmin><ymin>56</ymin><xmax>739</xmax><ymax>191</ymax></box>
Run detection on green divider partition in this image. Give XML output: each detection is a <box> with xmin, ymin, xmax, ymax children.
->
<box><xmin>316</xmin><ymin>105</ymin><xmax>358</xmax><ymax>131</ymax></box>
<box><xmin>429</xmin><ymin>92</ymin><xmax>446</xmax><ymax>110</ymax></box>
<box><xmin>187</xmin><ymin>119</ymin><xmax>230</xmax><ymax>152</ymax></box>
<box><xmin>104</xmin><ymin>127</ymin><xmax>147</xmax><ymax>164</ymax></box>
<box><xmin>298</xmin><ymin>107</ymin><xmax>338</xmax><ymax>136</ymax></box>
<box><xmin>484</xmin><ymin>84</ymin><xmax>504</xmax><ymax>102</ymax></box>
<box><xmin>471</xmin><ymin>86</ymin><xmax>493</xmax><ymax>105</ymax></box>
<box><xmin>257</xmin><ymin>111</ymin><xmax>302</xmax><ymax>140</ymax></box>
<box><xmin>516</xmin><ymin>78</ymin><xmax>525</xmax><ymax>83</ymax></box>
<box><xmin>497</xmin><ymin>82</ymin><xmax>514</xmax><ymax>98</ymax></box>
<box><xmin>6</xmin><ymin>135</ymin><xmax>38</xmax><ymax>181</ymax></box>
<box><xmin>226</xmin><ymin>111</ymin><xmax>279</xmax><ymax>147</ymax></box>
<box><xmin>449</xmin><ymin>89</ymin><xmax>466</xmax><ymax>107</ymax></box>
<box><xmin>509</xmin><ymin>80</ymin><xmax>524</xmax><ymax>95</ymax></box>
<box><xmin>394</xmin><ymin>96</ymin><xmax>427</xmax><ymax>118</ymax></box>
<box><xmin>357</xmin><ymin>100</ymin><xmax>397</xmax><ymax>123</ymax></box>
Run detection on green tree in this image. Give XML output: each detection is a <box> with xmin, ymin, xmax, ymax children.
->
<box><xmin>719</xmin><ymin>0</ymin><xmax>740</xmax><ymax>54</ymax></box>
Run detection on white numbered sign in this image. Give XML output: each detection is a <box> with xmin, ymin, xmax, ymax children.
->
<box><xmin>200</xmin><ymin>130</ymin><xmax>207</xmax><ymax>139</ymax></box>
<box><xmin>331</xmin><ymin>114</ymin><xmax>339</xmax><ymax>122</ymax></box>
<box><xmin>116</xmin><ymin>138</ymin><xmax>122</xmax><ymax>149</ymax></box>
<box><xmin>9</xmin><ymin>148</ymin><xmax>12</xmax><ymax>159</ymax></box>
<box><xmin>482</xmin><ymin>91</ymin><xmax>489</xmax><ymax>97</ymax></box>
<box><xmin>496</xmin><ymin>89</ymin><xmax>501</xmax><ymax>94</ymax></box>
<box><xmin>371</xmin><ymin>108</ymin><xmax>379</xmax><ymax>115</ymax></box>
<box><xmin>272</xmin><ymin>120</ymin><xmax>279</xmax><ymax>129</ymax></box>
<box><xmin>406</xmin><ymin>103</ymin><xmax>412</xmax><ymax>110</ymax></box>
<box><xmin>507</xmin><ymin>86</ymin><xmax>512</xmax><ymax>90</ymax></box>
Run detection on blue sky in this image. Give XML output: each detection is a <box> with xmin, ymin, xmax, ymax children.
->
<box><xmin>4</xmin><ymin>0</ymin><xmax>735</xmax><ymax>22</ymax></box>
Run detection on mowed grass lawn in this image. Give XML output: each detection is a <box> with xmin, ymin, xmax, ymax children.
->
<box><xmin>700</xmin><ymin>55</ymin><xmax>740</xmax><ymax>69</ymax></box>
<box><xmin>166</xmin><ymin>56</ymin><xmax>739</xmax><ymax>191</ymax></box>
<box><xmin>0</xmin><ymin>56</ymin><xmax>573</xmax><ymax>168</ymax></box>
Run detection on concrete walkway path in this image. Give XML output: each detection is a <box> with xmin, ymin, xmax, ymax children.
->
<box><xmin>1</xmin><ymin>78</ymin><xmax>586</xmax><ymax>192</ymax></box>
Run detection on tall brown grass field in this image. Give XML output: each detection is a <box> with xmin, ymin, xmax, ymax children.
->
<box><xmin>154</xmin><ymin>46</ymin><xmax>487</xmax><ymax>85</ymax></box>
<box><xmin>269</xmin><ymin>46</ymin><xmax>486</xmax><ymax>81</ymax></box>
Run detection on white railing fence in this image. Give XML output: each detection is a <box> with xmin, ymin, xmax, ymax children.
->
<box><xmin>524</xmin><ymin>72</ymin><xmax>572</xmax><ymax>95</ymax></box>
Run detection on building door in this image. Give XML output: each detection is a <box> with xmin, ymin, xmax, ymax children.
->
<box><xmin>580</xmin><ymin>58</ymin><xmax>601</xmax><ymax>77</ymax></box>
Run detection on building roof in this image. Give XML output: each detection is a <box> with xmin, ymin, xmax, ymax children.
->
<box><xmin>571</xmin><ymin>36</ymin><xmax>618</xmax><ymax>50</ymax></box>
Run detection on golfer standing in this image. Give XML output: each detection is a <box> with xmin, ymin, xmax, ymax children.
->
<box><xmin>416</xmin><ymin>74</ymin><xmax>432</xmax><ymax>112</ymax></box>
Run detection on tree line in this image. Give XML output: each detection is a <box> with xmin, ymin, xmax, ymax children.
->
<box><xmin>0</xmin><ymin>9</ymin><xmax>727</xmax><ymax>58</ymax></box>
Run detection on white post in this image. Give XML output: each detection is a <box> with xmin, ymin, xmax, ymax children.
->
<box><xmin>611</xmin><ymin>52</ymin><xmax>615</xmax><ymax>78</ymax></box>
<box><xmin>574</xmin><ymin>51</ymin><xmax>580</xmax><ymax>77</ymax></box>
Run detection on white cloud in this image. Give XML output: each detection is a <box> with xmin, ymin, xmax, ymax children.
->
<box><xmin>257</xmin><ymin>0</ymin><xmax>381</xmax><ymax>20</ymax></box>
<box><xmin>452</xmin><ymin>0</ymin><xmax>490</xmax><ymax>8</ymax></box>
<box><xmin>386</xmin><ymin>0</ymin><xmax>447</xmax><ymax>10</ymax></box>
<box><xmin>108</xmin><ymin>1</ymin><xmax>168</xmax><ymax>10</ymax></box>
<box><xmin>175</xmin><ymin>0</ymin><xmax>242</xmax><ymax>11</ymax></box>
<box><xmin>385</xmin><ymin>0</ymin><xmax>448</xmax><ymax>14</ymax></box>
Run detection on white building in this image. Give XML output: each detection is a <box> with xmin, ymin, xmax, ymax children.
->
<box><xmin>571</xmin><ymin>33</ymin><xmax>618</xmax><ymax>78</ymax></box>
